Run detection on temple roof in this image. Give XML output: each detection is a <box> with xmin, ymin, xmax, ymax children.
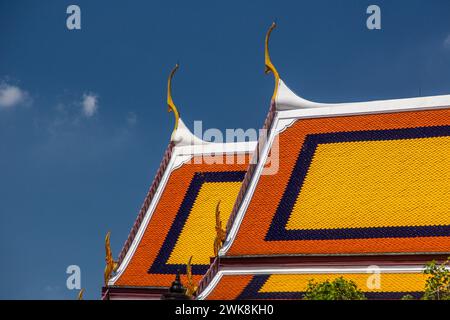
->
<box><xmin>108</xmin><ymin>120</ymin><xmax>257</xmax><ymax>288</ymax></box>
<box><xmin>195</xmin><ymin>81</ymin><xmax>450</xmax><ymax>299</ymax></box>
<box><xmin>198</xmin><ymin>266</ymin><xmax>429</xmax><ymax>300</ymax></box>
<box><xmin>275</xmin><ymin>78</ymin><xmax>450</xmax><ymax>111</ymax></box>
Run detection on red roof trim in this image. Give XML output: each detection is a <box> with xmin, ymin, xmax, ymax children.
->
<box><xmin>196</xmin><ymin>254</ymin><xmax>449</xmax><ymax>297</ymax></box>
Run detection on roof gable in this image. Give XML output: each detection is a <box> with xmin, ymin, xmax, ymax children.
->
<box><xmin>223</xmin><ymin>106</ymin><xmax>450</xmax><ymax>257</ymax></box>
<box><xmin>109</xmin><ymin>128</ymin><xmax>256</xmax><ymax>288</ymax></box>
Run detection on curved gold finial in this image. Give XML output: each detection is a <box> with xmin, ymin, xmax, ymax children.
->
<box><xmin>265</xmin><ymin>22</ymin><xmax>280</xmax><ymax>102</ymax></box>
<box><xmin>213</xmin><ymin>201</ymin><xmax>226</xmax><ymax>256</ymax></box>
<box><xmin>77</xmin><ymin>288</ymin><xmax>85</xmax><ymax>300</ymax></box>
<box><xmin>104</xmin><ymin>231</ymin><xmax>118</xmax><ymax>286</ymax></box>
<box><xmin>167</xmin><ymin>63</ymin><xmax>180</xmax><ymax>134</ymax></box>
<box><xmin>185</xmin><ymin>256</ymin><xmax>198</xmax><ymax>297</ymax></box>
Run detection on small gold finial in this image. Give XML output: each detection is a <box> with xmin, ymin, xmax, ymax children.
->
<box><xmin>265</xmin><ymin>22</ymin><xmax>280</xmax><ymax>102</ymax></box>
<box><xmin>104</xmin><ymin>231</ymin><xmax>118</xmax><ymax>286</ymax></box>
<box><xmin>213</xmin><ymin>201</ymin><xmax>226</xmax><ymax>256</ymax></box>
<box><xmin>185</xmin><ymin>256</ymin><xmax>198</xmax><ymax>297</ymax></box>
<box><xmin>77</xmin><ymin>288</ymin><xmax>85</xmax><ymax>300</ymax></box>
<box><xmin>167</xmin><ymin>63</ymin><xmax>180</xmax><ymax>134</ymax></box>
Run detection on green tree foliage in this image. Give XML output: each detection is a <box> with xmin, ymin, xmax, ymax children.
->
<box><xmin>303</xmin><ymin>277</ymin><xmax>366</xmax><ymax>300</ymax></box>
<box><xmin>422</xmin><ymin>258</ymin><xmax>450</xmax><ymax>300</ymax></box>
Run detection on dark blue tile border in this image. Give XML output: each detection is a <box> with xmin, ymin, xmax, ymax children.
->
<box><xmin>237</xmin><ymin>275</ymin><xmax>423</xmax><ymax>300</ymax></box>
<box><xmin>265</xmin><ymin>125</ymin><xmax>450</xmax><ymax>241</ymax></box>
<box><xmin>148</xmin><ymin>171</ymin><xmax>246</xmax><ymax>275</ymax></box>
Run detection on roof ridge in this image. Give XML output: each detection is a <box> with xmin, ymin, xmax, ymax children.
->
<box><xmin>224</xmin><ymin>101</ymin><xmax>276</xmax><ymax>244</ymax></box>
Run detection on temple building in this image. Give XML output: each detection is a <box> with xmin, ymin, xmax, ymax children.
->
<box><xmin>101</xmin><ymin>23</ymin><xmax>450</xmax><ymax>300</ymax></box>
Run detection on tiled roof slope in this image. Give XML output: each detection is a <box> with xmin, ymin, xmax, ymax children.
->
<box><xmin>117</xmin><ymin>142</ymin><xmax>174</xmax><ymax>265</ymax></box>
<box><xmin>109</xmin><ymin>151</ymin><xmax>254</xmax><ymax>288</ymax></box>
<box><xmin>225</xmin><ymin>108</ymin><xmax>450</xmax><ymax>256</ymax></box>
<box><xmin>203</xmin><ymin>270</ymin><xmax>429</xmax><ymax>300</ymax></box>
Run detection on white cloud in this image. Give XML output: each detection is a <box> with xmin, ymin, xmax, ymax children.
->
<box><xmin>445</xmin><ymin>34</ymin><xmax>450</xmax><ymax>49</ymax></box>
<box><xmin>126</xmin><ymin>111</ymin><xmax>137</xmax><ymax>126</ymax></box>
<box><xmin>82</xmin><ymin>93</ymin><xmax>98</xmax><ymax>117</ymax></box>
<box><xmin>0</xmin><ymin>82</ymin><xmax>30</xmax><ymax>109</ymax></box>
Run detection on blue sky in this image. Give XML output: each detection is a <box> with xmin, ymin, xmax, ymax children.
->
<box><xmin>0</xmin><ymin>0</ymin><xmax>449</xmax><ymax>299</ymax></box>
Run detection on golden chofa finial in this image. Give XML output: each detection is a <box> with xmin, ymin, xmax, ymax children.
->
<box><xmin>265</xmin><ymin>22</ymin><xmax>280</xmax><ymax>102</ymax></box>
<box><xmin>185</xmin><ymin>256</ymin><xmax>198</xmax><ymax>297</ymax></box>
<box><xmin>167</xmin><ymin>63</ymin><xmax>180</xmax><ymax>134</ymax></box>
<box><xmin>104</xmin><ymin>231</ymin><xmax>118</xmax><ymax>286</ymax></box>
<box><xmin>213</xmin><ymin>201</ymin><xmax>226</xmax><ymax>256</ymax></box>
<box><xmin>77</xmin><ymin>288</ymin><xmax>85</xmax><ymax>300</ymax></box>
